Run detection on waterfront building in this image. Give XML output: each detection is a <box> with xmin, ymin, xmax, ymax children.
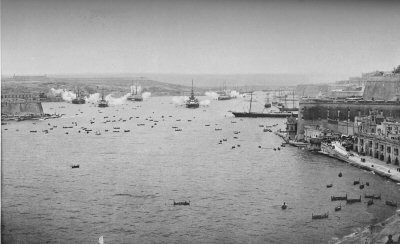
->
<box><xmin>286</xmin><ymin>114</ymin><xmax>297</xmax><ymax>140</ymax></box>
<box><xmin>297</xmin><ymin>98</ymin><xmax>400</xmax><ymax>139</ymax></box>
<box><xmin>354</xmin><ymin>116</ymin><xmax>400</xmax><ymax>166</ymax></box>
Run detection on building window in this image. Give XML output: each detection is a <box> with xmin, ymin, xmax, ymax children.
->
<box><xmin>395</xmin><ymin>148</ymin><xmax>399</xmax><ymax>156</ymax></box>
<box><xmin>387</xmin><ymin>147</ymin><xmax>391</xmax><ymax>153</ymax></box>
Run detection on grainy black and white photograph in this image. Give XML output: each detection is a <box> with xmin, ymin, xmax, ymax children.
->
<box><xmin>1</xmin><ymin>0</ymin><xmax>400</xmax><ymax>243</ymax></box>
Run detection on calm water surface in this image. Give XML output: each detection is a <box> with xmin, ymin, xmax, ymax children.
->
<box><xmin>2</xmin><ymin>97</ymin><xmax>400</xmax><ymax>244</ymax></box>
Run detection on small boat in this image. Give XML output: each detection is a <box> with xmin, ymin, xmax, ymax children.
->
<box><xmin>338</xmin><ymin>172</ymin><xmax>342</xmax><ymax>177</ymax></box>
<box><xmin>30</xmin><ymin>130</ymin><xmax>37</xmax><ymax>133</ymax></box>
<box><xmin>331</xmin><ymin>194</ymin><xmax>347</xmax><ymax>201</ymax></box>
<box><xmin>353</xmin><ymin>178</ymin><xmax>360</xmax><ymax>185</ymax></box>
<box><xmin>173</xmin><ymin>200</ymin><xmax>190</xmax><ymax>206</ymax></box>
<box><xmin>281</xmin><ymin>202</ymin><xmax>287</xmax><ymax>210</ymax></box>
<box><xmin>334</xmin><ymin>204</ymin><xmax>341</xmax><ymax>212</ymax></box>
<box><xmin>326</xmin><ymin>184</ymin><xmax>333</xmax><ymax>188</ymax></box>
<box><xmin>364</xmin><ymin>194</ymin><xmax>381</xmax><ymax>200</ymax></box>
<box><xmin>346</xmin><ymin>196</ymin><xmax>361</xmax><ymax>204</ymax></box>
<box><xmin>385</xmin><ymin>200</ymin><xmax>398</xmax><ymax>207</ymax></box>
<box><xmin>71</xmin><ymin>164</ymin><xmax>80</xmax><ymax>168</ymax></box>
<box><xmin>312</xmin><ymin>212</ymin><xmax>329</xmax><ymax>219</ymax></box>
<box><xmin>124</xmin><ymin>130</ymin><xmax>130</xmax><ymax>132</ymax></box>
<box><xmin>367</xmin><ymin>199</ymin><xmax>374</xmax><ymax>206</ymax></box>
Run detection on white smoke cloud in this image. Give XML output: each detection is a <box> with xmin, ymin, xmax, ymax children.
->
<box><xmin>50</xmin><ymin>88</ymin><xmax>76</xmax><ymax>102</ymax></box>
<box><xmin>105</xmin><ymin>93</ymin><xmax>130</xmax><ymax>105</ymax></box>
<box><xmin>85</xmin><ymin>93</ymin><xmax>100</xmax><ymax>103</ymax></box>
<box><xmin>200</xmin><ymin>99</ymin><xmax>211</xmax><ymax>106</ymax></box>
<box><xmin>141</xmin><ymin>92</ymin><xmax>151</xmax><ymax>99</ymax></box>
<box><xmin>205</xmin><ymin>91</ymin><xmax>219</xmax><ymax>100</ymax></box>
<box><xmin>172</xmin><ymin>96</ymin><xmax>188</xmax><ymax>105</ymax></box>
<box><xmin>230</xmin><ymin>90</ymin><xmax>240</xmax><ymax>98</ymax></box>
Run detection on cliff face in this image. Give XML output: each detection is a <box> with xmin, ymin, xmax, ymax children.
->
<box><xmin>1</xmin><ymin>102</ymin><xmax>44</xmax><ymax>116</ymax></box>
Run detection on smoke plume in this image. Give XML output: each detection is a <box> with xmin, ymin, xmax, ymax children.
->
<box><xmin>200</xmin><ymin>99</ymin><xmax>211</xmax><ymax>106</ymax></box>
<box><xmin>50</xmin><ymin>88</ymin><xmax>76</xmax><ymax>102</ymax></box>
<box><xmin>141</xmin><ymin>92</ymin><xmax>151</xmax><ymax>99</ymax></box>
<box><xmin>172</xmin><ymin>96</ymin><xmax>189</xmax><ymax>105</ymax></box>
<box><xmin>105</xmin><ymin>93</ymin><xmax>130</xmax><ymax>105</ymax></box>
<box><xmin>205</xmin><ymin>91</ymin><xmax>219</xmax><ymax>100</ymax></box>
<box><xmin>85</xmin><ymin>93</ymin><xmax>100</xmax><ymax>103</ymax></box>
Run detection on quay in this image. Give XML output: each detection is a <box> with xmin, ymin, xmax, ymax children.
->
<box><xmin>321</xmin><ymin>141</ymin><xmax>400</xmax><ymax>183</ymax></box>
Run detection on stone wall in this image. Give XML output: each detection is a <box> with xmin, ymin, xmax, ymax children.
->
<box><xmin>1</xmin><ymin>101</ymin><xmax>44</xmax><ymax>116</ymax></box>
<box><xmin>363</xmin><ymin>79</ymin><xmax>400</xmax><ymax>101</ymax></box>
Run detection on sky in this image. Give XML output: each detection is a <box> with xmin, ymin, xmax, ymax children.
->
<box><xmin>2</xmin><ymin>0</ymin><xmax>400</xmax><ymax>76</ymax></box>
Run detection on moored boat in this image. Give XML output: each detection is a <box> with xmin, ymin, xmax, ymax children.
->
<box><xmin>346</xmin><ymin>196</ymin><xmax>361</xmax><ymax>204</ymax></box>
<box><xmin>312</xmin><ymin>212</ymin><xmax>329</xmax><ymax>219</ymax></box>
<box><xmin>98</xmin><ymin>89</ymin><xmax>108</xmax><ymax>107</ymax></box>
<box><xmin>231</xmin><ymin>92</ymin><xmax>298</xmax><ymax>118</ymax></box>
<box><xmin>127</xmin><ymin>82</ymin><xmax>143</xmax><ymax>101</ymax></box>
<box><xmin>385</xmin><ymin>200</ymin><xmax>398</xmax><ymax>207</ymax></box>
<box><xmin>364</xmin><ymin>193</ymin><xmax>381</xmax><ymax>200</ymax></box>
<box><xmin>185</xmin><ymin>80</ymin><xmax>199</xmax><ymax>108</ymax></box>
<box><xmin>72</xmin><ymin>88</ymin><xmax>86</xmax><ymax>104</ymax></box>
<box><xmin>331</xmin><ymin>194</ymin><xmax>347</xmax><ymax>201</ymax></box>
<box><xmin>173</xmin><ymin>200</ymin><xmax>190</xmax><ymax>206</ymax></box>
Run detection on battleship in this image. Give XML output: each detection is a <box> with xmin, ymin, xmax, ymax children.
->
<box><xmin>71</xmin><ymin>88</ymin><xmax>86</xmax><ymax>104</ymax></box>
<box><xmin>186</xmin><ymin>81</ymin><xmax>200</xmax><ymax>108</ymax></box>
<box><xmin>97</xmin><ymin>89</ymin><xmax>108</xmax><ymax>108</ymax></box>
<box><xmin>127</xmin><ymin>82</ymin><xmax>143</xmax><ymax>102</ymax></box>
<box><xmin>231</xmin><ymin>92</ymin><xmax>298</xmax><ymax>118</ymax></box>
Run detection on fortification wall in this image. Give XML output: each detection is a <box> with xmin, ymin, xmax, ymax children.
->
<box><xmin>1</xmin><ymin>102</ymin><xmax>44</xmax><ymax>116</ymax></box>
<box><xmin>363</xmin><ymin>80</ymin><xmax>400</xmax><ymax>100</ymax></box>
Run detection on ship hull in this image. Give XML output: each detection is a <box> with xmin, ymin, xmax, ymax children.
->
<box><xmin>127</xmin><ymin>97</ymin><xmax>143</xmax><ymax>101</ymax></box>
<box><xmin>98</xmin><ymin>102</ymin><xmax>108</xmax><ymax>107</ymax></box>
<box><xmin>72</xmin><ymin>99</ymin><xmax>85</xmax><ymax>104</ymax></box>
<box><xmin>231</xmin><ymin>112</ymin><xmax>298</xmax><ymax>118</ymax></box>
<box><xmin>186</xmin><ymin>103</ymin><xmax>199</xmax><ymax>108</ymax></box>
<box><xmin>218</xmin><ymin>97</ymin><xmax>232</xmax><ymax>101</ymax></box>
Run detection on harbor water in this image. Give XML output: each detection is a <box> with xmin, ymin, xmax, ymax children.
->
<box><xmin>2</xmin><ymin>96</ymin><xmax>400</xmax><ymax>243</ymax></box>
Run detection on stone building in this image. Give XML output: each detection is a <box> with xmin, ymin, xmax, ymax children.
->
<box><xmin>286</xmin><ymin>115</ymin><xmax>297</xmax><ymax>140</ymax></box>
<box><xmin>355</xmin><ymin>118</ymin><xmax>400</xmax><ymax>166</ymax></box>
<box><xmin>297</xmin><ymin>98</ymin><xmax>400</xmax><ymax>138</ymax></box>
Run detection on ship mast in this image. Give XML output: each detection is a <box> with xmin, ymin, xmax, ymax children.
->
<box><xmin>249</xmin><ymin>92</ymin><xmax>253</xmax><ymax>113</ymax></box>
<box><xmin>191</xmin><ymin>80</ymin><xmax>195</xmax><ymax>99</ymax></box>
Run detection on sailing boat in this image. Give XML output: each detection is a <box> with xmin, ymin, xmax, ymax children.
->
<box><xmin>71</xmin><ymin>88</ymin><xmax>86</xmax><ymax>104</ymax></box>
<box><xmin>185</xmin><ymin>80</ymin><xmax>200</xmax><ymax>108</ymax></box>
<box><xmin>231</xmin><ymin>92</ymin><xmax>298</xmax><ymax>118</ymax></box>
<box><xmin>217</xmin><ymin>82</ymin><xmax>234</xmax><ymax>101</ymax></box>
<box><xmin>98</xmin><ymin>88</ymin><xmax>108</xmax><ymax>107</ymax></box>
<box><xmin>127</xmin><ymin>82</ymin><xmax>143</xmax><ymax>101</ymax></box>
